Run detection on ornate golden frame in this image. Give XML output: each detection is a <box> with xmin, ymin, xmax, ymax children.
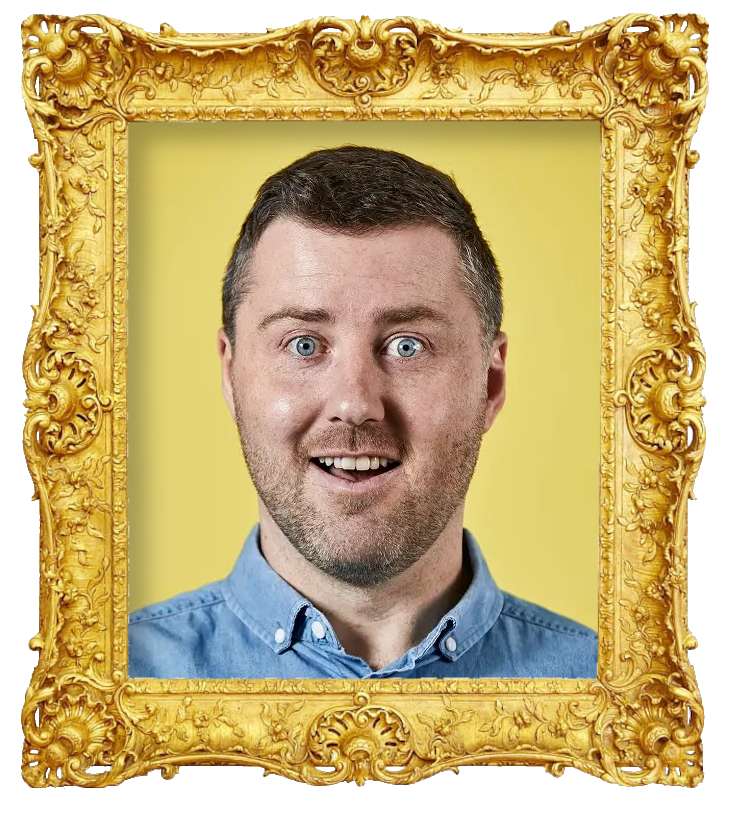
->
<box><xmin>20</xmin><ymin>13</ymin><xmax>708</xmax><ymax>787</ymax></box>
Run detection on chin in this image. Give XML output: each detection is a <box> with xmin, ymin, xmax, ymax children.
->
<box><xmin>303</xmin><ymin>529</ymin><xmax>423</xmax><ymax>587</ymax></box>
<box><xmin>310</xmin><ymin>554</ymin><xmax>408</xmax><ymax>589</ymax></box>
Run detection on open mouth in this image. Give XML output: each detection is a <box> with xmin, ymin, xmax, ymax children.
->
<box><xmin>311</xmin><ymin>457</ymin><xmax>401</xmax><ymax>483</ymax></box>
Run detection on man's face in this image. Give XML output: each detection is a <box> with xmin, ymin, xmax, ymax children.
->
<box><xmin>219</xmin><ymin>218</ymin><xmax>506</xmax><ymax>587</ymax></box>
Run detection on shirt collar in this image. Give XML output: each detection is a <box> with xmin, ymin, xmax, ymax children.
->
<box><xmin>383</xmin><ymin>527</ymin><xmax>504</xmax><ymax>669</ymax></box>
<box><xmin>223</xmin><ymin>523</ymin><xmax>503</xmax><ymax>663</ymax></box>
<box><xmin>222</xmin><ymin>524</ymin><xmax>311</xmax><ymax>654</ymax></box>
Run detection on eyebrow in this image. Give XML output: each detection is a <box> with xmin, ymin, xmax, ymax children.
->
<box><xmin>257</xmin><ymin>304</ymin><xmax>454</xmax><ymax>332</ymax></box>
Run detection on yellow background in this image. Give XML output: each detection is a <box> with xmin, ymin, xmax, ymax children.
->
<box><xmin>127</xmin><ymin>120</ymin><xmax>601</xmax><ymax>629</ymax></box>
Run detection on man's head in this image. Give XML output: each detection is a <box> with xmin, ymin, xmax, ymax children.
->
<box><xmin>218</xmin><ymin>146</ymin><xmax>507</xmax><ymax>588</ymax></box>
<box><xmin>222</xmin><ymin>146</ymin><xmax>502</xmax><ymax>356</ymax></box>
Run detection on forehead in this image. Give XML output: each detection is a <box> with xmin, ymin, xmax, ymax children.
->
<box><xmin>244</xmin><ymin>218</ymin><xmax>468</xmax><ymax>315</ymax></box>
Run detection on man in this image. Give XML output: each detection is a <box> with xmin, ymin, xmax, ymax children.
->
<box><xmin>128</xmin><ymin>146</ymin><xmax>597</xmax><ymax>679</ymax></box>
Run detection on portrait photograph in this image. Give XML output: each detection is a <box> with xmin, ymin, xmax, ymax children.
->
<box><xmin>11</xmin><ymin>0</ymin><xmax>718</xmax><ymax>796</ymax></box>
<box><xmin>126</xmin><ymin>119</ymin><xmax>601</xmax><ymax>680</ymax></box>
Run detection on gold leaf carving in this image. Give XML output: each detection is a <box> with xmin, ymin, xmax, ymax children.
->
<box><xmin>478</xmin><ymin>50</ymin><xmax>602</xmax><ymax>106</ymax></box>
<box><xmin>420</xmin><ymin>51</ymin><xmax>467</xmax><ymax>99</ymax></box>
<box><xmin>613</xmin><ymin>15</ymin><xmax>708</xmax><ymax>110</ymax></box>
<box><xmin>306</xmin><ymin>692</ymin><xmax>418</xmax><ymax>785</ymax></box>
<box><xmin>19</xmin><ymin>13</ymin><xmax>707</xmax><ymax>788</ymax></box>
<box><xmin>22</xmin><ymin>16</ymin><xmax>127</xmax><ymax>116</ymax></box>
<box><xmin>129</xmin><ymin>56</ymin><xmax>247</xmax><ymax>105</ymax></box>
<box><xmin>617</xmin><ymin>348</ymin><xmax>704</xmax><ymax>455</ymax></box>
<box><xmin>600</xmin><ymin>682</ymin><xmax>703</xmax><ymax>785</ymax></box>
<box><xmin>417</xmin><ymin>695</ymin><xmax>473</xmax><ymax>756</ymax></box>
<box><xmin>253</xmin><ymin>51</ymin><xmax>305</xmax><ymax>99</ymax></box>
<box><xmin>25</xmin><ymin>351</ymin><xmax>110</xmax><ymax>455</ymax></box>
<box><xmin>22</xmin><ymin>675</ymin><xmax>126</xmax><ymax>787</ymax></box>
<box><xmin>310</xmin><ymin>16</ymin><xmax>418</xmax><ymax>105</ymax></box>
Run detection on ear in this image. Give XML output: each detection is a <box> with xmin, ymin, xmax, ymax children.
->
<box><xmin>483</xmin><ymin>331</ymin><xmax>507</xmax><ymax>433</ymax></box>
<box><xmin>217</xmin><ymin>327</ymin><xmax>237</xmax><ymax>423</ymax></box>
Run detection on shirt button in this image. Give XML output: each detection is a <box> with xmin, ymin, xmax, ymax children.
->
<box><xmin>445</xmin><ymin>636</ymin><xmax>457</xmax><ymax>653</ymax></box>
<box><xmin>274</xmin><ymin>628</ymin><xmax>286</xmax><ymax>644</ymax></box>
<box><xmin>311</xmin><ymin>621</ymin><xmax>326</xmax><ymax>639</ymax></box>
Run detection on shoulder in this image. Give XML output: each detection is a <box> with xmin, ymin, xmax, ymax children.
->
<box><xmin>487</xmin><ymin>592</ymin><xmax>598</xmax><ymax>678</ymax></box>
<box><xmin>128</xmin><ymin>581</ymin><xmax>230</xmax><ymax>677</ymax></box>
<box><xmin>129</xmin><ymin>581</ymin><xmax>226</xmax><ymax>627</ymax></box>
<box><xmin>499</xmin><ymin>593</ymin><xmax>597</xmax><ymax>640</ymax></box>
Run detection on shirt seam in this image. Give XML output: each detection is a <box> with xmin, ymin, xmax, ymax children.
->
<box><xmin>455</xmin><ymin>617</ymin><xmax>494</xmax><ymax>653</ymax></box>
<box><xmin>500</xmin><ymin>605</ymin><xmax>597</xmax><ymax>639</ymax></box>
<box><xmin>453</xmin><ymin>603</ymin><xmax>504</xmax><ymax>655</ymax></box>
<box><xmin>129</xmin><ymin>593</ymin><xmax>225</xmax><ymax>625</ymax></box>
<box><xmin>221</xmin><ymin>578</ymin><xmax>276</xmax><ymax>645</ymax></box>
<box><xmin>418</xmin><ymin>590</ymin><xmax>504</xmax><ymax>662</ymax></box>
<box><xmin>450</xmin><ymin>575</ymin><xmax>507</xmax><ymax>656</ymax></box>
<box><xmin>222</xmin><ymin>578</ymin><xmax>312</xmax><ymax>651</ymax></box>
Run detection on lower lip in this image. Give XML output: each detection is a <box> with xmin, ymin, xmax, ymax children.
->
<box><xmin>309</xmin><ymin>461</ymin><xmax>402</xmax><ymax>493</ymax></box>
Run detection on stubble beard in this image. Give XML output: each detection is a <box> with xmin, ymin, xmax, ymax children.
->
<box><xmin>232</xmin><ymin>394</ymin><xmax>488</xmax><ymax>589</ymax></box>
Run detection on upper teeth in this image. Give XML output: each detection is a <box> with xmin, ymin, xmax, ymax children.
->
<box><xmin>318</xmin><ymin>456</ymin><xmax>392</xmax><ymax>470</ymax></box>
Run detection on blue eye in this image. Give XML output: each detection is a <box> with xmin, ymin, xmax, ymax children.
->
<box><xmin>287</xmin><ymin>335</ymin><xmax>424</xmax><ymax>358</ymax></box>
<box><xmin>288</xmin><ymin>336</ymin><xmax>319</xmax><ymax>356</ymax></box>
<box><xmin>387</xmin><ymin>337</ymin><xmax>424</xmax><ymax>358</ymax></box>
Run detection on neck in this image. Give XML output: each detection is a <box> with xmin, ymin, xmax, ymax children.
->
<box><xmin>257</xmin><ymin>506</ymin><xmax>471</xmax><ymax>671</ymax></box>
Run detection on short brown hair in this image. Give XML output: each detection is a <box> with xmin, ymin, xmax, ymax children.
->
<box><xmin>222</xmin><ymin>146</ymin><xmax>503</xmax><ymax>351</ymax></box>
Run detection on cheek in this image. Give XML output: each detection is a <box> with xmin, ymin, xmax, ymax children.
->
<box><xmin>249</xmin><ymin>389</ymin><xmax>313</xmax><ymax>435</ymax></box>
<box><xmin>247</xmin><ymin>391</ymin><xmax>301</xmax><ymax>425</ymax></box>
<box><xmin>272</xmin><ymin>396</ymin><xmax>293</xmax><ymax>418</ymax></box>
<box><xmin>415</xmin><ymin>376</ymin><xmax>480</xmax><ymax>421</ymax></box>
<box><xmin>406</xmin><ymin>380</ymin><xmax>486</xmax><ymax>445</ymax></box>
<box><xmin>234</xmin><ymin>355</ymin><xmax>320</xmax><ymax>431</ymax></box>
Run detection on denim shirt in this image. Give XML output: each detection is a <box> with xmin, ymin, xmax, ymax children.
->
<box><xmin>128</xmin><ymin>524</ymin><xmax>597</xmax><ymax>679</ymax></box>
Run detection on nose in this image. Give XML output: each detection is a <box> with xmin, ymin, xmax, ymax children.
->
<box><xmin>324</xmin><ymin>348</ymin><xmax>385</xmax><ymax>426</ymax></box>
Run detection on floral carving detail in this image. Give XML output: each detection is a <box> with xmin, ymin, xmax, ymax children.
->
<box><xmin>620</xmin><ymin>171</ymin><xmax>673</xmax><ymax>235</ymax></box>
<box><xmin>417</xmin><ymin>696</ymin><xmax>473</xmax><ymax>755</ymax></box>
<box><xmin>420</xmin><ymin>52</ymin><xmax>467</xmax><ymax>99</ymax></box>
<box><xmin>308</xmin><ymin>692</ymin><xmax>415</xmax><ymax>784</ymax></box>
<box><xmin>614</xmin><ymin>558</ymin><xmax>673</xmax><ymax>677</ymax></box>
<box><xmin>259</xmin><ymin>701</ymin><xmax>305</xmax><ymax>758</ymax></box>
<box><xmin>619</xmin><ymin>126</ymin><xmax>677</xmax><ymax>237</ymax></box>
<box><xmin>22</xmin><ymin>17</ymin><xmax>126</xmax><ymax>112</ymax></box>
<box><xmin>25</xmin><ymin>351</ymin><xmax>111</xmax><ymax>455</ymax></box>
<box><xmin>153</xmin><ymin>61</ymin><xmax>176</xmax><ymax>89</ymax></box>
<box><xmin>480</xmin><ymin>698</ymin><xmax>590</xmax><ymax>751</ymax></box>
<box><xmin>477</xmin><ymin>51</ymin><xmax>597</xmax><ymax>105</ymax></box>
<box><xmin>129</xmin><ymin>701</ymin><xmax>175</xmax><ymax>746</ymax></box>
<box><xmin>616</xmin><ymin>348</ymin><xmax>705</xmax><ymax>454</ymax></box>
<box><xmin>629</xmin><ymin>130</ymin><xmax>674</xmax><ymax>173</ymax></box>
<box><xmin>57</xmin><ymin>240</ymin><xmax>96</xmax><ymax>284</ymax></box>
<box><xmin>311</xmin><ymin>16</ymin><xmax>417</xmax><ymax>103</ymax></box>
<box><xmin>46</xmin><ymin>454</ymin><xmax>111</xmax><ymax>565</ymax></box>
<box><xmin>254</xmin><ymin>50</ymin><xmax>306</xmax><ymax>98</ymax></box>
<box><xmin>52</xmin><ymin>132</ymin><xmax>110</xmax><ymax>235</ymax></box>
<box><xmin>29</xmin><ymin>452</ymin><xmax>113</xmax><ymax>671</ymax></box>
<box><xmin>480</xmin><ymin>701</ymin><xmax>523</xmax><ymax>746</ymax></box>
<box><xmin>619</xmin><ymin>227</ymin><xmax>675</xmax><ymax>345</ymax></box>
<box><xmin>48</xmin><ymin>242</ymin><xmax>109</xmax><ymax>352</ymax></box>
<box><xmin>618</xmin><ymin>456</ymin><xmax>676</xmax><ymax>563</ymax></box>
<box><xmin>614</xmin><ymin>16</ymin><xmax>708</xmax><ymax>109</ymax></box>
<box><xmin>172</xmin><ymin>697</ymin><xmax>246</xmax><ymax>749</ymax></box>
<box><xmin>129</xmin><ymin>56</ymin><xmax>245</xmax><ymax>105</ymax></box>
